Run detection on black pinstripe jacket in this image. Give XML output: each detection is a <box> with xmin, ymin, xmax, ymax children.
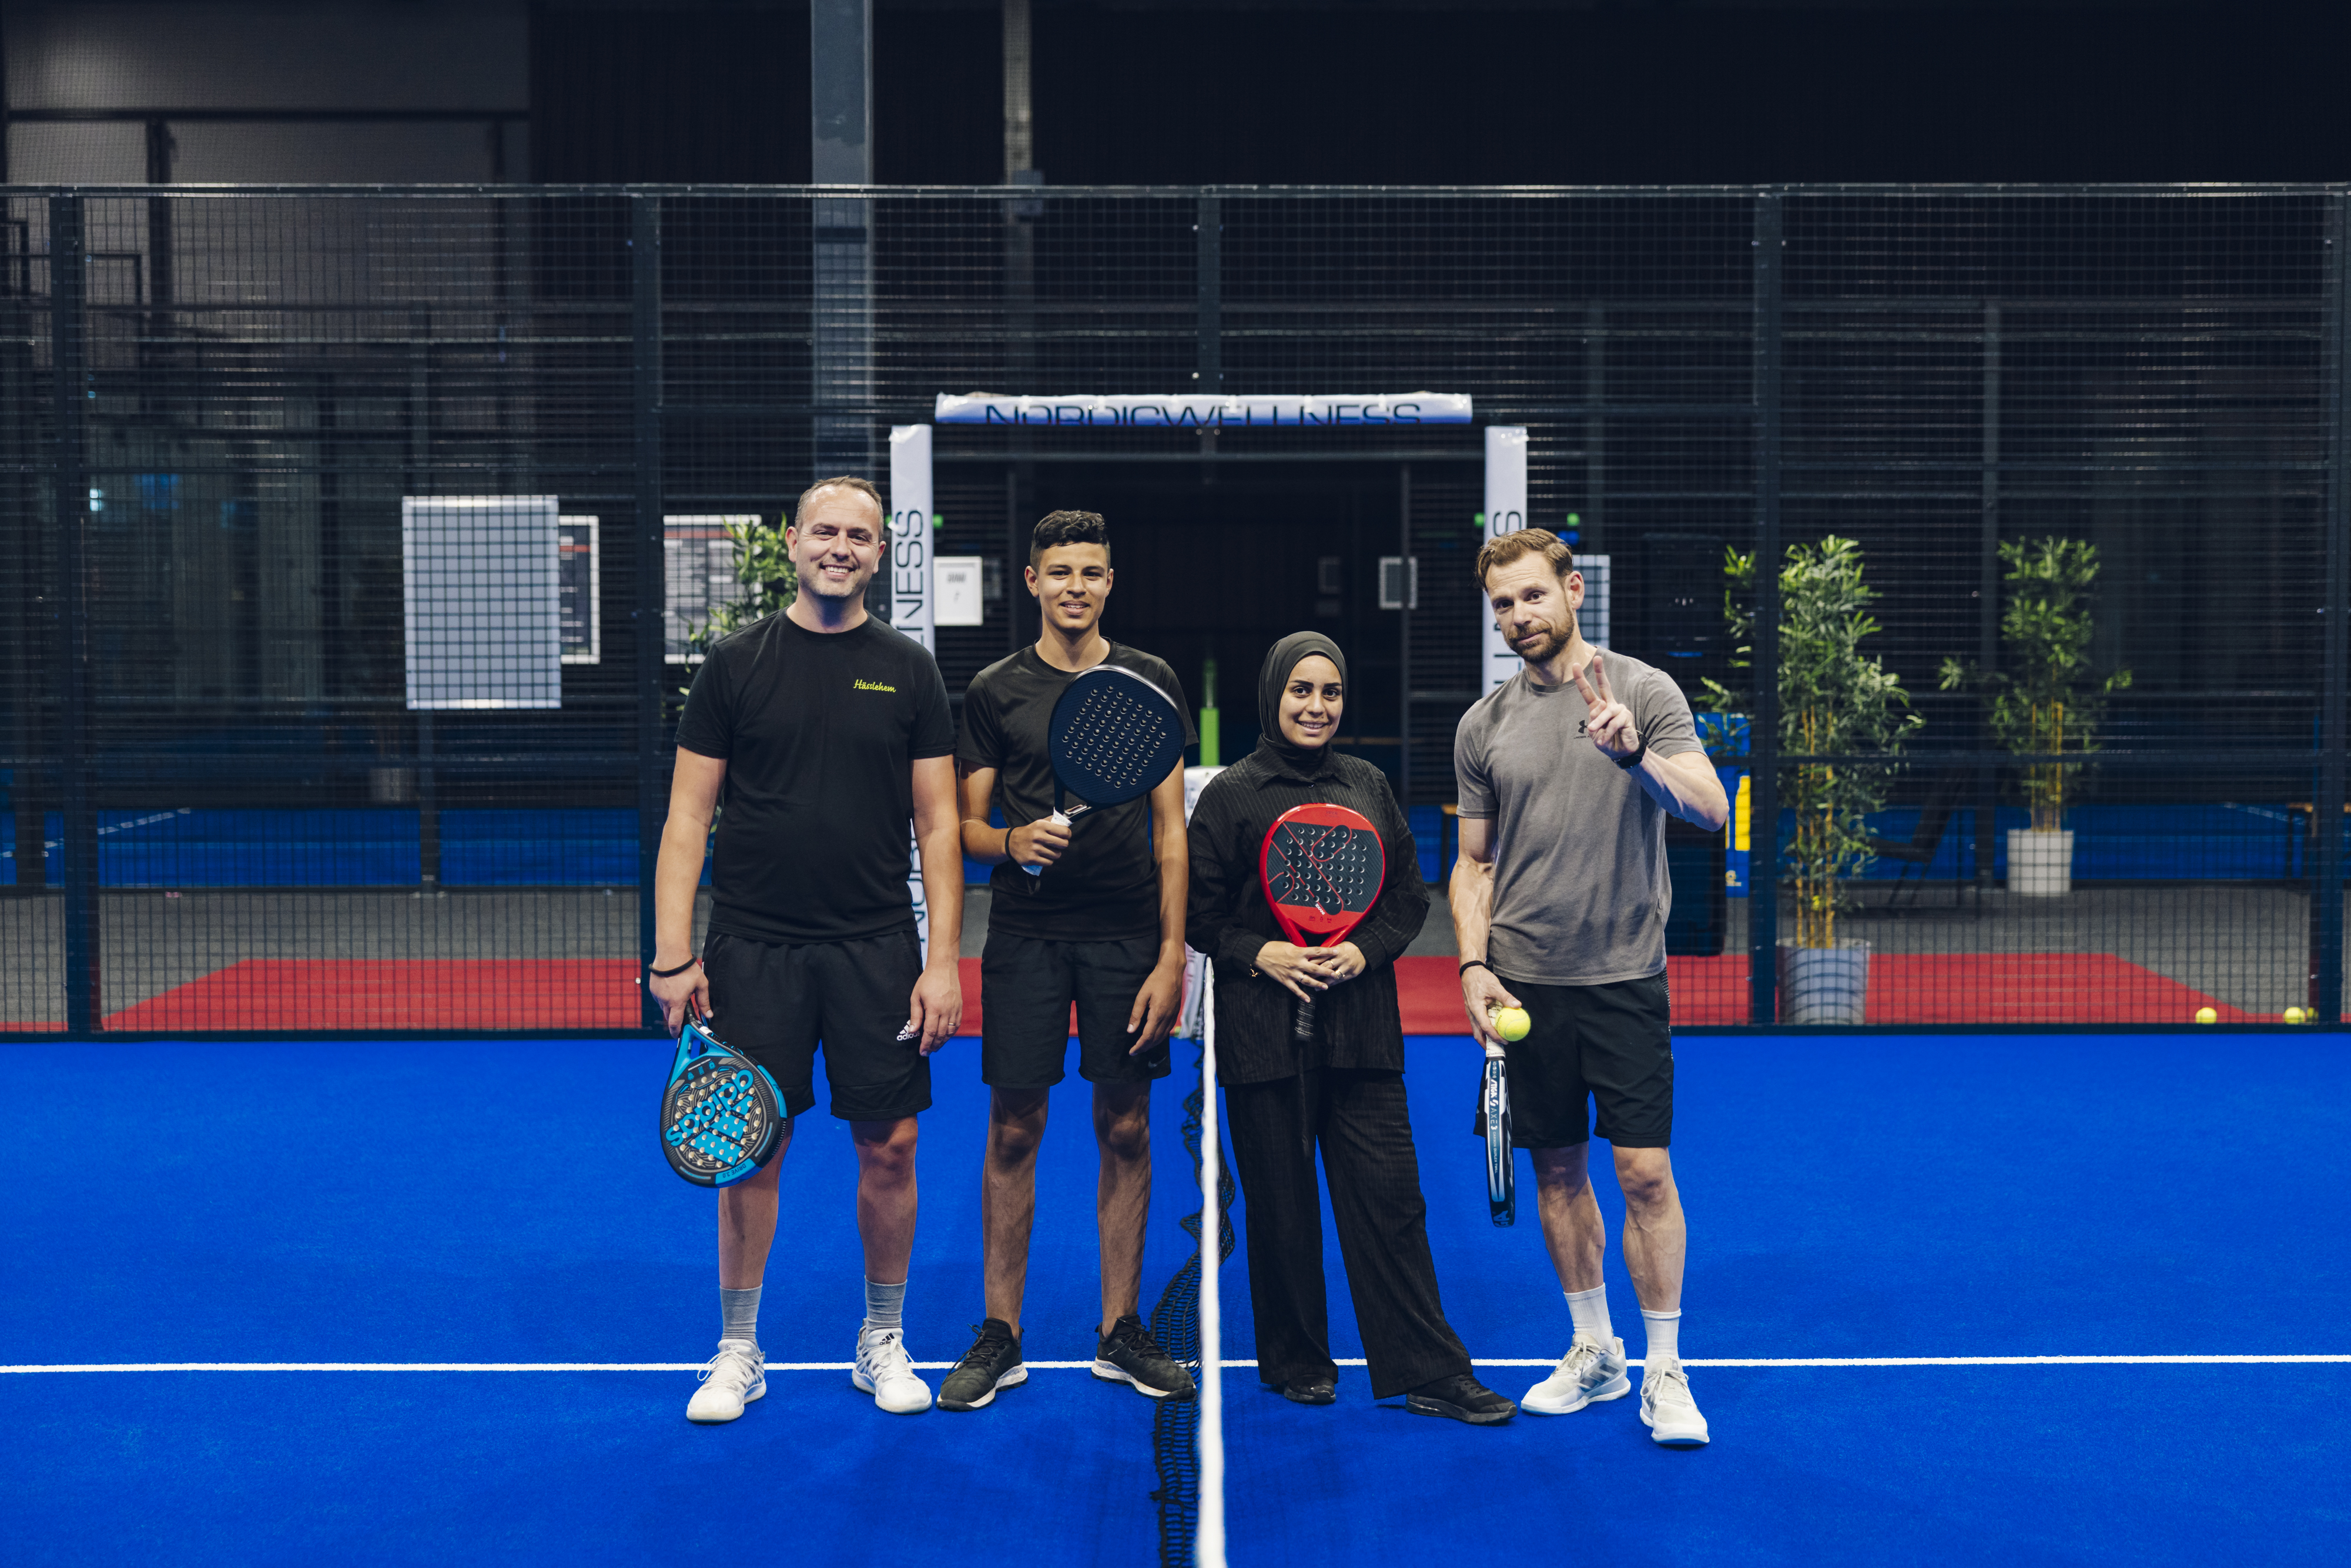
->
<box><xmin>1184</xmin><ymin>744</ymin><xmax>1431</xmax><ymax>1085</ymax></box>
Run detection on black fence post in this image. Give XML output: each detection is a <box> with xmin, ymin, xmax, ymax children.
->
<box><xmin>2316</xmin><ymin>192</ymin><xmax>2350</xmax><ymax>1024</ymax></box>
<box><xmin>1197</xmin><ymin>191</ymin><xmax>1221</xmax><ymax>477</ymax></box>
<box><xmin>1196</xmin><ymin>192</ymin><xmax>1221</xmax><ymax>395</ymax></box>
<box><xmin>1977</xmin><ymin>301</ymin><xmax>2001</xmax><ymax>903</ymax></box>
<box><xmin>1749</xmin><ymin>191</ymin><xmax>1784</xmax><ymax>1026</ymax></box>
<box><xmin>49</xmin><ymin>194</ymin><xmax>98</xmax><ymax>1034</ymax></box>
<box><xmin>1398</xmin><ymin>463</ymin><xmax>1414</xmax><ymax>806</ymax></box>
<box><xmin>633</xmin><ymin>194</ymin><xmax>667</xmax><ymax>1029</ymax></box>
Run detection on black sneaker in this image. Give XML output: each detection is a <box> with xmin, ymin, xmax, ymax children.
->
<box><xmin>1092</xmin><ymin>1314</ymin><xmax>1197</xmax><ymax>1400</ymax></box>
<box><xmin>1280</xmin><ymin>1377</ymin><xmax>1337</xmax><ymax>1405</ymax></box>
<box><xmin>937</xmin><ymin>1319</ymin><xmax>1026</xmax><ymax>1411</ymax></box>
<box><xmin>1404</xmin><ymin>1373</ymin><xmax>1517</xmax><ymax>1425</ymax></box>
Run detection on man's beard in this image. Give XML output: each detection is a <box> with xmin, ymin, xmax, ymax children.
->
<box><xmin>1513</xmin><ymin>612</ymin><xmax>1576</xmax><ymax>665</ymax></box>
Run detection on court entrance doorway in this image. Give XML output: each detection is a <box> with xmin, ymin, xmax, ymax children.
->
<box><xmin>929</xmin><ymin>456</ymin><xmax>1483</xmax><ymax>806</ymax></box>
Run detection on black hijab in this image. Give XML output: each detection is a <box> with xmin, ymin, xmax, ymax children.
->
<box><xmin>1254</xmin><ymin>631</ymin><xmax>1349</xmax><ymax>778</ymax></box>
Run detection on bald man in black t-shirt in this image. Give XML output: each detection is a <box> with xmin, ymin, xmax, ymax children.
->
<box><xmin>649</xmin><ymin>476</ymin><xmax>964</xmax><ymax>1424</ymax></box>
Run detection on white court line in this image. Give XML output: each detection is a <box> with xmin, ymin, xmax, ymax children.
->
<box><xmin>4</xmin><ymin>1355</ymin><xmax>2346</xmax><ymax>1375</ymax></box>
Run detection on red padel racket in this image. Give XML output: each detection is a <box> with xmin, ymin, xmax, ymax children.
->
<box><xmin>1257</xmin><ymin>802</ymin><xmax>1387</xmax><ymax>1042</ymax></box>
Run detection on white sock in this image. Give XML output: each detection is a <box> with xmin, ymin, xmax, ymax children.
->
<box><xmin>719</xmin><ymin>1285</ymin><xmax>761</xmax><ymax>1348</ymax></box>
<box><xmin>1565</xmin><ymin>1285</ymin><xmax>1613</xmax><ymax>1346</ymax></box>
<box><xmin>863</xmin><ymin>1278</ymin><xmax>906</xmax><ymax>1335</ymax></box>
<box><xmin>1642</xmin><ymin>1308</ymin><xmax>1682</xmax><ymax>1366</ymax></box>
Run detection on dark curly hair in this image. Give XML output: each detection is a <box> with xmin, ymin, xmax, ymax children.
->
<box><xmin>1030</xmin><ymin>510</ymin><xmax>1110</xmax><ymax>568</ymax></box>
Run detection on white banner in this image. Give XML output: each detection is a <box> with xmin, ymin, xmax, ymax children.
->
<box><xmin>889</xmin><ymin>424</ymin><xmax>936</xmax><ymax>961</ymax></box>
<box><xmin>934</xmin><ymin>392</ymin><xmax>1471</xmax><ymax>428</ymax></box>
<box><xmin>888</xmin><ymin>425</ymin><xmax>934</xmax><ymax>652</ymax></box>
<box><xmin>1482</xmin><ymin>428</ymin><xmax>1528</xmax><ymax>697</ymax></box>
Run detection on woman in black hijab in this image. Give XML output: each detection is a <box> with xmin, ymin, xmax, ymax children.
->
<box><xmin>1184</xmin><ymin>632</ymin><xmax>1515</xmax><ymax>1423</ymax></box>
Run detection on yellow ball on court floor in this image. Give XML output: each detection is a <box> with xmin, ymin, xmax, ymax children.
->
<box><xmin>1491</xmin><ymin>1006</ymin><xmax>1532</xmax><ymax>1042</ymax></box>
<box><xmin>2194</xmin><ymin>1007</ymin><xmax>2218</xmax><ymax>1024</ymax></box>
<box><xmin>2283</xmin><ymin>1007</ymin><xmax>2307</xmax><ymax>1024</ymax></box>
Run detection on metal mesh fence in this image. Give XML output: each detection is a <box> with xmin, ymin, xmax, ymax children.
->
<box><xmin>1</xmin><ymin>185</ymin><xmax>2343</xmax><ymax>1033</ymax></box>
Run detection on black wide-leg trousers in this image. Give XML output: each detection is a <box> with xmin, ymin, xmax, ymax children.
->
<box><xmin>1223</xmin><ymin>1068</ymin><xmax>1473</xmax><ymax>1400</ymax></box>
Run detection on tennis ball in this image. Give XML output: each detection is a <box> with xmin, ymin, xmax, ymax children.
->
<box><xmin>2283</xmin><ymin>1006</ymin><xmax>2307</xmax><ymax>1024</ymax></box>
<box><xmin>2195</xmin><ymin>1007</ymin><xmax>2218</xmax><ymax>1024</ymax></box>
<box><xmin>1490</xmin><ymin>1006</ymin><xmax>1531</xmax><ymax>1043</ymax></box>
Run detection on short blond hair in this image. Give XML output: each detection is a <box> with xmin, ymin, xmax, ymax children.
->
<box><xmin>1476</xmin><ymin>527</ymin><xmax>1575</xmax><ymax>588</ymax></box>
<box><xmin>793</xmin><ymin>474</ymin><xmax>883</xmax><ymax>526</ymax></box>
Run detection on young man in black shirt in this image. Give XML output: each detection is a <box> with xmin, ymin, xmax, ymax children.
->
<box><xmin>649</xmin><ymin>475</ymin><xmax>964</xmax><ymax>1423</ymax></box>
<box><xmin>937</xmin><ymin>511</ymin><xmax>1197</xmax><ymax>1410</ymax></box>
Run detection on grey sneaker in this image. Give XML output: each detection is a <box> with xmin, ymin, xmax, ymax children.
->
<box><xmin>686</xmin><ymin>1339</ymin><xmax>765</xmax><ymax>1423</ymax></box>
<box><xmin>938</xmin><ymin>1319</ymin><xmax>1027</xmax><ymax>1411</ymax></box>
<box><xmin>1093</xmin><ymin>1314</ymin><xmax>1197</xmax><ymax>1400</ymax></box>
<box><xmin>1639</xmin><ymin>1359</ymin><xmax>1710</xmax><ymax>1446</ymax></box>
<box><xmin>1521</xmin><ymin>1335</ymin><xmax>1632</xmax><ymax>1415</ymax></box>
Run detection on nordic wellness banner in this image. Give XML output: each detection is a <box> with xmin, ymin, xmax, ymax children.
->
<box><xmin>933</xmin><ymin>392</ymin><xmax>1472</xmax><ymax>428</ymax></box>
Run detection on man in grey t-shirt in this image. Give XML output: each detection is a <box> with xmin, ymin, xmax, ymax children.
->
<box><xmin>1450</xmin><ymin>528</ymin><xmax>1729</xmax><ymax>1448</ymax></box>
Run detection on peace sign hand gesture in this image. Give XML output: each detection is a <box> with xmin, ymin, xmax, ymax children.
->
<box><xmin>1570</xmin><ymin>651</ymin><xmax>1642</xmax><ymax>762</ymax></box>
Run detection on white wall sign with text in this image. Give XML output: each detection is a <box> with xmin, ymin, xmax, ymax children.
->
<box><xmin>1479</xmin><ymin>428</ymin><xmax>1608</xmax><ymax>696</ymax></box>
<box><xmin>1482</xmin><ymin>428</ymin><xmax>1528</xmax><ymax>697</ymax></box>
<box><xmin>889</xmin><ymin>424</ymin><xmax>936</xmax><ymax>960</ymax></box>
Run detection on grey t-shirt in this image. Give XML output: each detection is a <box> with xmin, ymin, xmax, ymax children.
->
<box><xmin>1453</xmin><ymin>649</ymin><xmax>1704</xmax><ymax>986</ymax></box>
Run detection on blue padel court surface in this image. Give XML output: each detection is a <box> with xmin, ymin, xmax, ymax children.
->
<box><xmin>2</xmin><ymin>1031</ymin><xmax>2345</xmax><ymax>1566</ymax></box>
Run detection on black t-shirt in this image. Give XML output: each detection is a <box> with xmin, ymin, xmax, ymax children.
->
<box><xmin>959</xmin><ymin>643</ymin><xmax>1195</xmax><ymax>941</ymax></box>
<box><xmin>675</xmin><ymin>612</ymin><xmax>956</xmax><ymax>945</ymax></box>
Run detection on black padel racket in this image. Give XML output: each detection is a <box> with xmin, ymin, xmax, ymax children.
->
<box><xmin>1020</xmin><ymin>664</ymin><xmax>1187</xmax><ymax>878</ymax></box>
<box><xmin>661</xmin><ymin>1001</ymin><xmax>786</xmax><ymax>1188</ymax></box>
<box><xmin>1257</xmin><ymin>802</ymin><xmax>1386</xmax><ymax>1042</ymax></box>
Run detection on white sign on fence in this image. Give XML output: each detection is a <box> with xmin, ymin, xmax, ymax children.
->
<box><xmin>889</xmin><ymin>425</ymin><xmax>936</xmax><ymax>962</ymax></box>
<box><xmin>403</xmin><ymin>496</ymin><xmax>561</xmax><ymax>711</ymax></box>
<box><xmin>1482</xmin><ymin>429</ymin><xmax>1528</xmax><ymax>697</ymax></box>
<box><xmin>935</xmin><ymin>391</ymin><xmax>1472</xmax><ymax>428</ymax></box>
<box><xmin>1479</xmin><ymin>428</ymin><xmax>1607</xmax><ymax>695</ymax></box>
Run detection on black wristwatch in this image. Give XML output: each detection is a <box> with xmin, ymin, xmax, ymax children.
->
<box><xmin>1613</xmin><ymin>740</ymin><xmax>1647</xmax><ymax>770</ymax></box>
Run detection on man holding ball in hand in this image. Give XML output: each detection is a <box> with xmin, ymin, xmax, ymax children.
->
<box><xmin>1451</xmin><ymin>528</ymin><xmax>1729</xmax><ymax>1446</ymax></box>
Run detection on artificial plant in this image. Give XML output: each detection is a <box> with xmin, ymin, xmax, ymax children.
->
<box><xmin>1938</xmin><ymin>537</ymin><xmax>2131</xmax><ymax>833</ymax></box>
<box><xmin>1704</xmin><ymin>535</ymin><xmax>1922</xmax><ymax>949</ymax></box>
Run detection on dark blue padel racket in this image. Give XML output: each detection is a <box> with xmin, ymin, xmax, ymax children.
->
<box><xmin>661</xmin><ymin>1003</ymin><xmax>786</xmax><ymax>1188</ymax></box>
<box><xmin>1020</xmin><ymin>664</ymin><xmax>1187</xmax><ymax>878</ymax></box>
<box><xmin>1481</xmin><ymin>1045</ymin><xmax>1515</xmax><ymax>1227</ymax></box>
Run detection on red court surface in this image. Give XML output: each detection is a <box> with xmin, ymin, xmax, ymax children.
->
<box><xmin>1387</xmin><ymin>954</ymin><xmax>2253</xmax><ymax>1028</ymax></box>
<box><xmin>99</xmin><ymin>959</ymin><xmax>644</xmax><ymax>1031</ymax></box>
<box><xmin>25</xmin><ymin>950</ymin><xmax>2255</xmax><ymax>1032</ymax></box>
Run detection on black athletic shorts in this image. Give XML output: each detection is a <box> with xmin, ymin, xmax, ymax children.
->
<box><xmin>703</xmin><ymin>927</ymin><xmax>930</xmax><ymax>1121</ymax></box>
<box><xmin>980</xmin><ymin>930</ymin><xmax>1172</xmax><ymax>1090</ymax></box>
<box><xmin>1493</xmin><ymin>970</ymin><xmax>1673</xmax><ymax>1150</ymax></box>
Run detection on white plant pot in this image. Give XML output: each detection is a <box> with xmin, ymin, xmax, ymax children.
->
<box><xmin>1777</xmin><ymin>942</ymin><xmax>1871</xmax><ymax>1026</ymax></box>
<box><xmin>2007</xmin><ymin>829</ymin><xmax>2074</xmax><ymax>896</ymax></box>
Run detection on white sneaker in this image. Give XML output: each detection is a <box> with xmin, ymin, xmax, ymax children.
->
<box><xmin>853</xmin><ymin>1325</ymin><xmax>933</xmax><ymax>1414</ymax></box>
<box><xmin>686</xmin><ymin>1339</ymin><xmax>765</xmax><ymax>1423</ymax></box>
<box><xmin>1639</xmin><ymin>1359</ymin><xmax>1710</xmax><ymax>1446</ymax></box>
<box><xmin>1522</xmin><ymin>1335</ymin><xmax>1632</xmax><ymax>1415</ymax></box>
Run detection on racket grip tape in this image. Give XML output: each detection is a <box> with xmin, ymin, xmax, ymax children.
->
<box><xmin>1292</xmin><ymin>993</ymin><xmax>1318</xmax><ymax>1041</ymax></box>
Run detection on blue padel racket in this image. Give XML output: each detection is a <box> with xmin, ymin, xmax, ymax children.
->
<box><xmin>1480</xmin><ymin>1044</ymin><xmax>1515</xmax><ymax>1227</ymax></box>
<box><xmin>1020</xmin><ymin>664</ymin><xmax>1187</xmax><ymax>878</ymax></box>
<box><xmin>661</xmin><ymin>1002</ymin><xmax>786</xmax><ymax>1188</ymax></box>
